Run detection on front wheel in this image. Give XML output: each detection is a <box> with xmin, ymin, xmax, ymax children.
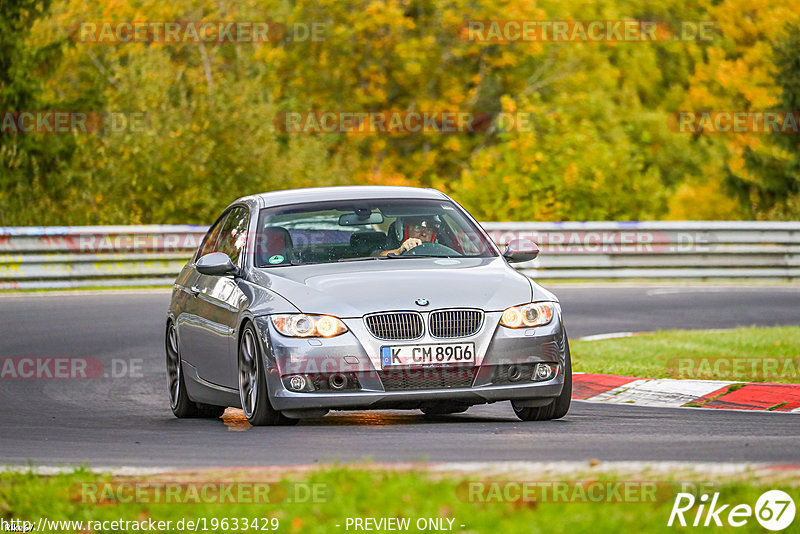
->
<box><xmin>238</xmin><ymin>323</ymin><xmax>298</xmax><ymax>426</ymax></box>
<box><xmin>166</xmin><ymin>321</ymin><xmax>225</xmax><ymax>419</ymax></box>
<box><xmin>512</xmin><ymin>336</ymin><xmax>572</xmax><ymax>421</ymax></box>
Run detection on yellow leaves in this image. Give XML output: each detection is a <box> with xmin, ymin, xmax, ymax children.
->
<box><xmin>500</xmin><ymin>95</ymin><xmax>516</xmax><ymax>114</ymax></box>
<box><xmin>443</xmin><ymin>137</ymin><xmax>461</xmax><ymax>152</ymax></box>
<box><xmin>405</xmin><ymin>62</ymin><xmax>422</xmax><ymax>76</ymax></box>
<box><xmin>727</xmin><ymin>145</ymin><xmax>747</xmax><ymax>176</ymax></box>
<box><xmin>367</xmin><ymin>137</ymin><xmax>387</xmax><ymax>153</ymax></box>
<box><xmin>563</xmin><ymin>162</ymin><xmax>578</xmax><ymax>186</ymax></box>
<box><xmin>487</xmin><ymin>50</ymin><xmax>520</xmax><ymax>68</ymax></box>
<box><xmin>459</xmin><ymin>168</ymin><xmax>476</xmax><ymax>190</ymax></box>
<box><xmin>254</xmin><ymin>46</ymin><xmax>287</xmax><ymax>64</ymax></box>
<box><xmin>363</xmin><ymin>170</ymin><xmax>415</xmax><ymax>187</ymax></box>
<box><xmin>515</xmin><ymin>136</ymin><xmax>535</xmax><ymax>152</ymax></box>
<box><xmin>440</xmin><ymin>9</ymin><xmax>462</xmax><ymax>28</ymax></box>
<box><xmin>442</xmin><ymin>88</ymin><xmax>466</xmax><ymax>106</ymax></box>
<box><xmin>666</xmin><ymin>180</ymin><xmax>744</xmax><ymax>220</ymax></box>
<box><xmin>364</xmin><ymin>1</ymin><xmax>383</xmax><ymax>16</ymax></box>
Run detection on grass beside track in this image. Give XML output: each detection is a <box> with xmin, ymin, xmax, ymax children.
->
<box><xmin>1</xmin><ymin>466</ymin><xmax>797</xmax><ymax>533</ymax></box>
<box><xmin>572</xmin><ymin>326</ymin><xmax>800</xmax><ymax>383</ymax></box>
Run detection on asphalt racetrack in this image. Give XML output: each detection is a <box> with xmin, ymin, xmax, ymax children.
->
<box><xmin>0</xmin><ymin>284</ymin><xmax>798</xmax><ymax>468</ymax></box>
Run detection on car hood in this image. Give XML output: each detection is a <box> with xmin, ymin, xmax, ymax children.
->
<box><xmin>249</xmin><ymin>257</ymin><xmax>540</xmax><ymax>318</ymax></box>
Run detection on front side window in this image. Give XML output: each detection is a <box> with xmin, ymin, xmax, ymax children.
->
<box><xmin>254</xmin><ymin>199</ymin><xmax>496</xmax><ymax>267</ymax></box>
<box><xmin>195</xmin><ymin>211</ymin><xmax>230</xmax><ymax>261</ymax></box>
<box><xmin>216</xmin><ymin>206</ymin><xmax>249</xmax><ymax>267</ymax></box>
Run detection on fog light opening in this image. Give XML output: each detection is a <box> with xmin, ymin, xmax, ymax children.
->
<box><xmin>328</xmin><ymin>373</ymin><xmax>348</xmax><ymax>390</ymax></box>
<box><xmin>533</xmin><ymin>363</ymin><xmax>557</xmax><ymax>381</ymax></box>
<box><xmin>288</xmin><ymin>375</ymin><xmax>307</xmax><ymax>391</ymax></box>
<box><xmin>507</xmin><ymin>365</ymin><xmax>523</xmax><ymax>382</ymax></box>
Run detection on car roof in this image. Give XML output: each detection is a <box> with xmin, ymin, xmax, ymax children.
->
<box><xmin>238</xmin><ymin>186</ymin><xmax>449</xmax><ymax>208</ymax></box>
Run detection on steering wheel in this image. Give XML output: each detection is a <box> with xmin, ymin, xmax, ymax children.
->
<box><xmin>400</xmin><ymin>241</ymin><xmax>459</xmax><ymax>256</ymax></box>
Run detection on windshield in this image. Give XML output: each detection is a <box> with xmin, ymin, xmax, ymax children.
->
<box><xmin>254</xmin><ymin>198</ymin><xmax>497</xmax><ymax>267</ymax></box>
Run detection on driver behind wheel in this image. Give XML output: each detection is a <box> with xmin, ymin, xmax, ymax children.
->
<box><xmin>379</xmin><ymin>216</ymin><xmax>438</xmax><ymax>256</ymax></box>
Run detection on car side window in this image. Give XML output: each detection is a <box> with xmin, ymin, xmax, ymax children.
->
<box><xmin>216</xmin><ymin>207</ymin><xmax>249</xmax><ymax>267</ymax></box>
<box><xmin>195</xmin><ymin>211</ymin><xmax>230</xmax><ymax>261</ymax></box>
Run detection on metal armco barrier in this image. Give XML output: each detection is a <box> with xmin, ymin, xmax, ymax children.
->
<box><xmin>482</xmin><ymin>221</ymin><xmax>800</xmax><ymax>280</ymax></box>
<box><xmin>0</xmin><ymin>225</ymin><xmax>207</xmax><ymax>290</ymax></box>
<box><xmin>1</xmin><ymin>221</ymin><xmax>798</xmax><ymax>289</ymax></box>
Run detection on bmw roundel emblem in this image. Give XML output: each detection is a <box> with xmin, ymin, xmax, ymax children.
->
<box><xmin>415</xmin><ymin>298</ymin><xmax>429</xmax><ymax>306</ymax></box>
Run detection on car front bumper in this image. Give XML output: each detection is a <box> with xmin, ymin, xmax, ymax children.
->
<box><xmin>254</xmin><ymin>309</ymin><xmax>567</xmax><ymax>413</ymax></box>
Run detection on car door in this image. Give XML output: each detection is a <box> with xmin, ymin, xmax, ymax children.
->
<box><xmin>190</xmin><ymin>206</ymin><xmax>250</xmax><ymax>388</ymax></box>
<box><xmin>177</xmin><ymin>209</ymin><xmax>230</xmax><ymax>386</ymax></box>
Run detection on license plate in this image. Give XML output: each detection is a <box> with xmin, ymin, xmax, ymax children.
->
<box><xmin>380</xmin><ymin>343</ymin><xmax>475</xmax><ymax>368</ymax></box>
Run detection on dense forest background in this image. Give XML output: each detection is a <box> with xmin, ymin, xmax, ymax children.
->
<box><xmin>1</xmin><ymin>0</ymin><xmax>799</xmax><ymax>225</ymax></box>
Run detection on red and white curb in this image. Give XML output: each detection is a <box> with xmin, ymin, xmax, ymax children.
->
<box><xmin>573</xmin><ymin>373</ymin><xmax>800</xmax><ymax>412</ymax></box>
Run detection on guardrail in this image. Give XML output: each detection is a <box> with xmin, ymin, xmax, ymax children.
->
<box><xmin>0</xmin><ymin>225</ymin><xmax>206</xmax><ymax>290</ymax></box>
<box><xmin>482</xmin><ymin>221</ymin><xmax>800</xmax><ymax>280</ymax></box>
<box><xmin>1</xmin><ymin>222</ymin><xmax>798</xmax><ymax>289</ymax></box>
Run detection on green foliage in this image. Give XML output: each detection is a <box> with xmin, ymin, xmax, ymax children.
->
<box><xmin>738</xmin><ymin>24</ymin><xmax>800</xmax><ymax>219</ymax></box>
<box><xmin>1</xmin><ymin>466</ymin><xmax>794</xmax><ymax>534</ymax></box>
<box><xmin>0</xmin><ymin>0</ymin><xmax>76</xmax><ymax>225</ymax></box>
<box><xmin>0</xmin><ymin>0</ymin><xmax>797</xmax><ymax>224</ymax></box>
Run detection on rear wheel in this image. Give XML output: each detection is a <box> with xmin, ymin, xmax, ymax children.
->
<box><xmin>166</xmin><ymin>321</ymin><xmax>225</xmax><ymax>419</ymax></box>
<box><xmin>512</xmin><ymin>336</ymin><xmax>572</xmax><ymax>421</ymax></box>
<box><xmin>238</xmin><ymin>323</ymin><xmax>298</xmax><ymax>426</ymax></box>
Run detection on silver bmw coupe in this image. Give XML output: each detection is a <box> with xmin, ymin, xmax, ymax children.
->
<box><xmin>166</xmin><ymin>186</ymin><xmax>571</xmax><ymax>425</ymax></box>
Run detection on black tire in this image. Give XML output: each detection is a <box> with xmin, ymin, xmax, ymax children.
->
<box><xmin>166</xmin><ymin>321</ymin><xmax>225</xmax><ymax>419</ymax></box>
<box><xmin>238</xmin><ymin>322</ymin><xmax>298</xmax><ymax>426</ymax></box>
<box><xmin>421</xmin><ymin>404</ymin><xmax>470</xmax><ymax>415</ymax></box>
<box><xmin>512</xmin><ymin>335</ymin><xmax>572</xmax><ymax>421</ymax></box>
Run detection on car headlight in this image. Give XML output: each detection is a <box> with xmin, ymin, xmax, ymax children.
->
<box><xmin>270</xmin><ymin>314</ymin><xmax>348</xmax><ymax>337</ymax></box>
<box><xmin>500</xmin><ymin>302</ymin><xmax>555</xmax><ymax>328</ymax></box>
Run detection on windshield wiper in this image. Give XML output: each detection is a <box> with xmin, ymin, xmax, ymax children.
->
<box><xmin>381</xmin><ymin>254</ymin><xmax>455</xmax><ymax>259</ymax></box>
<box><xmin>338</xmin><ymin>256</ymin><xmax>381</xmax><ymax>262</ymax></box>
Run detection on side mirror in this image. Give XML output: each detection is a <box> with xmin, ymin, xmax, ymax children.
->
<box><xmin>196</xmin><ymin>252</ymin><xmax>239</xmax><ymax>276</ymax></box>
<box><xmin>503</xmin><ymin>239</ymin><xmax>539</xmax><ymax>263</ymax></box>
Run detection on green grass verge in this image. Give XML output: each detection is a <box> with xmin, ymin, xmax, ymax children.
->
<box><xmin>572</xmin><ymin>326</ymin><xmax>800</xmax><ymax>382</ymax></box>
<box><xmin>1</xmin><ymin>467</ymin><xmax>796</xmax><ymax>533</ymax></box>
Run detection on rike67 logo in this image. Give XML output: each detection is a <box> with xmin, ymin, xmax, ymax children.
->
<box><xmin>668</xmin><ymin>490</ymin><xmax>795</xmax><ymax>530</ymax></box>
